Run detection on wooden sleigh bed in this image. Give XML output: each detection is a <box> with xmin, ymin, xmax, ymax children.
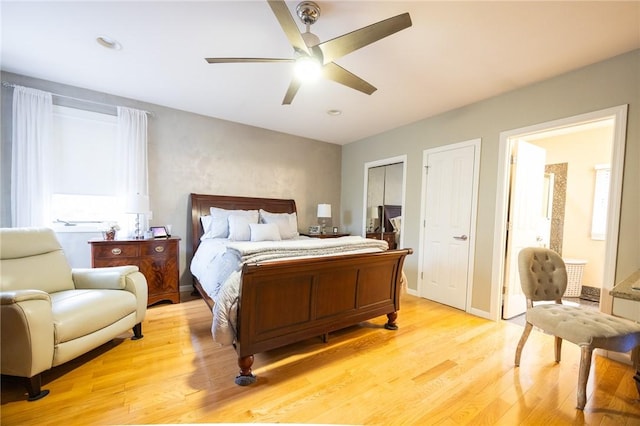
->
<box><xmin>189</xmin><ymin>193</ymin><xmax>412</xmax><ymax>385</ymax></box>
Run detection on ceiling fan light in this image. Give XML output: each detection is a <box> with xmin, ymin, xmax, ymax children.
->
<box><xmin>294</xmin><ymin>56</ymin><xmax>322</xmax><ymax>82</ymax></box>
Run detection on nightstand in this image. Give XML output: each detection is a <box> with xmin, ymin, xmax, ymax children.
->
<box><xmin>366</xmin><ymin>232</ymin><xmax>397</xmax><ymax>249</ymax></box>
<box><xmin>301</xmin><ymin>233</ymin><xmax>350</xmax><ymax>238</ymax></box>
<box><xmin>89</xmin><ymin>237</ymin><xmax>180</xmax><ymax>306</ymax></box>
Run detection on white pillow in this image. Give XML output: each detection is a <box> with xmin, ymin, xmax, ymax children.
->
<box><xmin>207</xmin><ymin>207</ymin><xmax>259</xmax><ymax>238</ymax></box>
<box><xmin>250</xmin><ymin>223</ymin><xmax>282</xmax><ymax>242</ymax></box>
<box><xmin>228</xmin><ymin>214</ymin><xmax>257</xmax><ymax>241</ymax></box>
<box><xmin>259</xmin><ymin>209</ymin><xmax>299</xmax><ymax>239</ymax></box>
<box><xmin>200</xmin><ymin>215</ymin><xmax>213</xmax><ymax>240</ymax></box>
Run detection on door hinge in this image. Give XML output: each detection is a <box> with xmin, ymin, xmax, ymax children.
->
<box><xmin>510</xmin><ymin>155</ymin><xmax>517</xmax><ymax>164</ymax></box>
<box><xmin>425</xmin><ymin>165</ymin><xmax>429</xmax><ymax>174</ymax></box>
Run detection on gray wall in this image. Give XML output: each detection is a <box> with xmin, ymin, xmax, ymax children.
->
<box><xmin>341</xmin><ymin>49</ymin><xmax>640</xmax><ymax>314</ymax></box>
<box><xmin>1</xmin><ymin>71</ymin><xmax>342</xmax><ymax>289</ymax></box>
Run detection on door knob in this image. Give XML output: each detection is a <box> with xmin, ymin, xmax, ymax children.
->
<box><xmin>453</xmin><ymin>235</ymin><xmax>468</xmax><ymax>241</ymax></box>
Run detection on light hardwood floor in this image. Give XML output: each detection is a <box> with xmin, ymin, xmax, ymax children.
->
<box><xmin>2</xmin><ymin>294</ymin><xmax>639</xmax><ymax>425</ymax></box>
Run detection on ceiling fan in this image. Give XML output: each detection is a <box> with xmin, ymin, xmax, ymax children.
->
<box><xmin>205</xmin><ymin>0</ymin><xmax>412</xmax><ymax>105</ymax></box>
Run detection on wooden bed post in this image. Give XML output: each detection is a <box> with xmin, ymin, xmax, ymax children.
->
<box><xmin>385</xmin><ymin>312</ymin><xmax>399</xmax><ymax>330</ymax></box>
<box><xmin>235</xmin><ymin>355</ymin><xmax>256</xmax><ymax>386</ymax></box>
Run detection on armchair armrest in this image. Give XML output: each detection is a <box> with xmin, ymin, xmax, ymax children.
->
<box><xmin>1</xmin><ymin>290</ymin><xmax>54</xmax><ymax>378</ymax></box>
<box><xmin>72</xmin><ymin>266</ymin><xmax>148</xmax><ymax>323</ymax></box>
<box><xmin>1</xmin><ymin>289</ymin><xmax>50</xmax><ymax>305</ymax></box>
<box><xmin>72</xmin><ymin>266</ymin><xmax>139</xmax><ymax>290</ymax></box>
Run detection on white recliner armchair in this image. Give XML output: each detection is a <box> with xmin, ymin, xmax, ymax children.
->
<box><xmin>0</xmin><ymin>227</ymin><xmax>147</xmax><ymax>400</ymax></box>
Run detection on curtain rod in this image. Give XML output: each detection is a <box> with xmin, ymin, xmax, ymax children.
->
<box><xmin>2</xmin><ymin>81</ymin><xmax>153</xmax><ymax>116</ymax></box>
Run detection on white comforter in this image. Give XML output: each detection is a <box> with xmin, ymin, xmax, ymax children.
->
<box><xmin>190</xmin><ymin>236</ymin><xmax>389</xmax><ymax>345</ymax></box>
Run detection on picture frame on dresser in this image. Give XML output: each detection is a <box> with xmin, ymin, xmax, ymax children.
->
<box><xmin>150</xmin><ymin>226</ymin><xmax>168</xmax><ymax>238</ymax></box>
<box><xmin>308</xmin><ymin>225</ymin><xmax>321</xmax><ymax>235</ymax></box>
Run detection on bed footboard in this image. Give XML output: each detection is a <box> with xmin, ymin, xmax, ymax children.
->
<box><xmin>233</xmin><ymin>248</ymin><xmax>411</xmax><ymax>385</ymax></box>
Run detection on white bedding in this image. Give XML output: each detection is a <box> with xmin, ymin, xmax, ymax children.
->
<box><xmin>190</xmin><ymin>236</ymin><xmax>389</xmax><ymax>345</ymax></box>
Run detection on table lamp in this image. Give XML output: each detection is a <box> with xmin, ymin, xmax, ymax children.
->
<box><xmin>317</xmin><ymin>203</ymin><xmax>331</xmax><ymax>235</ymax></box>
<box><xmin>126</xmin><ymin>193</ymin><xmax>149</xmax><ymax>239</ymax></box>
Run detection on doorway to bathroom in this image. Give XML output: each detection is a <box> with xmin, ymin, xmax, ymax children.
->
<box><xmin>491</xmin><ymin>105</ymin><xmax>628</xmax><ymax>321</ymax></box>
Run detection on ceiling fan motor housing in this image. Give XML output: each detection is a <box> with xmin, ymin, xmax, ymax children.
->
<box><xmin>296</xmin><ymin>1</ymin><xmax>320</xmax><ymax>25</ymax></box>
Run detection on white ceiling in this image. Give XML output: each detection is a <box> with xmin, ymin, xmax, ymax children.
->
<box><xmin>2</xmin><ymin>1</ymin><xmax>639</xmax><ymax>145</ymax></box>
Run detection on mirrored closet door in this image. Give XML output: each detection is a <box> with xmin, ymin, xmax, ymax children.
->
<box><xmin>365</xmin><ymin>161</ymin><xmax>404</xmax><ymax>249</ymax></box>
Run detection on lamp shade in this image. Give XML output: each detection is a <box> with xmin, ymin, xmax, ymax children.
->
<box><xmin>369</xmin><ymin>207</ymin><xmax>379</xmax><ymax>219</ymax></box>
<box><xmin>125</xmin><ymin>194</ymin><xmax>149</xmax><ymax>214</ymax></box>
<box><xmin>317</xmin><ymin>204</ymin><xmax>332</xmax><ymax>218</ymax></box>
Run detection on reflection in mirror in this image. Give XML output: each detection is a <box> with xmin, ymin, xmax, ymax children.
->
<box><xmin>365</xmin><ymin>162</ymin><xmax>404</xmax><ymax>249</ymax></box>
<box><xmin>542</xmin><ymin>172</ymin><xmax>554</xmax><ymax>220</ymax></box>
<box><xmin>367</xmin><ymin>166</ymin><xmax>385</xmax><ymax>232</ymax></box>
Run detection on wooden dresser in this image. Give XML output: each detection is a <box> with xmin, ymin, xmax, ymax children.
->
<box><xmin>89</xmin><ymin>237</ymin><xmax>180</xmax><ymax>306</ymax></box>
<box><xmin>366</xmin><ymin>232</ymin><xmax>397</xmax><ymax>250</ymax></box>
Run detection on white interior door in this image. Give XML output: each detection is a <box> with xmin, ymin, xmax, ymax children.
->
<box><xmin>421</xmin><ymin>144</ymin><xmax>476</xmax><ymax>310</ymax></box>
<box><xmin>502</xmin><ymin>140</ymin><xmax>547</xmax><ymax>319</ymax></box>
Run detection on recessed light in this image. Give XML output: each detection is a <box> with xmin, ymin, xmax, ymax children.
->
<box><xmin>327</xmin><ymin>109</ymin><xmax>342</xmax><ymax>116</ymax></box>
<box><xmin>96</xmin><ymin>35</ymin><xmax>122</xmax><ymax>50</ymax></box>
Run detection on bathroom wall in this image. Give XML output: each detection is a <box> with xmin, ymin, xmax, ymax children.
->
<box><xmin>532</xmin><ymin>124</ymin><xmax>613</xmax><ymax>289</ymax></box>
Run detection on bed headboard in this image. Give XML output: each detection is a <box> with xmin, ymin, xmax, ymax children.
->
<box><xmin>189</xmin><ymin>193</ymin><xmax>297</xmax><ymax>255</ymax></box>
<box><xmin>382</xmin><ymin>204</ymin><xmax>402</xmax><ymax>232</ymax></box>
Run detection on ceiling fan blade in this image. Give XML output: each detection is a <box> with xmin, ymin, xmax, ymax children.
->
<box><xmin>205</xmin><ymin>58</ymin><xmax>293</xmax><ymax>64</ymax></box>
<box><xmin>282</xmin><ymin>78</ymin><xmax>302</xmax><ymax>105</ymax></box>
<box><xmin>267</xmin><ymin>0</ymin><xmax>310</xmax><ymax>55</ymax></box>
<box><xmin>317</xmin><ymin>12</ymin><xmax>412</xmax><ymax>64</ymax></box>
<box><xmin>323</xmin><ymin>62</ymin><xmax>376</xmax><ymax>95</ymax></box>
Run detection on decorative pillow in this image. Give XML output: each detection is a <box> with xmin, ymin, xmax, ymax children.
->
<box><xmin>200</xmin><ymin>215</ymin><xmax>213</xmax><ymax>240</ymax></box>
<box><xmin>228</xmin><ymin>214</ymin><xmax>257</xmax><ymax>241</ymax></box>
<box><xmin>249</xmin><ymin>223</ymin><xmax>282</xmax><ymax>242</ymax></box>
<box><xmin>259</xmin><ymin>209</ymin><xmax>299</xmax><ymax>239</ymax></box>
<box><xmin>389</xmin><ymin>216</ymin><xmax>402</xmax><ymax>232</ymax></box>
<box><xmin>207</xmin><ymin>207</ymin><xmax>259</xmax><ymax>238</ymax></box>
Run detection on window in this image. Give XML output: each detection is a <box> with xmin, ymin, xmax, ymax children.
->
<box><xmin>10</xmin><ymin>85</ymin><xmax>148</xmax><ymax>230</ymax></box>
<box><xmin>591</xmin><ymin>164</ymin><xmax>610</xmax><ymax>240</ymax></box>
<box><xmin>50</xmin><ymin>105</ymin><xmax>124</xmax><ymax>228</ymax></box>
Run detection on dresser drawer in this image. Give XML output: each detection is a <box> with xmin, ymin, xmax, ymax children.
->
<box><xmin>92</xmin><ymin>244</ymin><xmax>140</xmax><ymax>259</ymax></box>
<box><xmin>142</xmin><ymin>240</ymin><xmax>177</xmax><ymax>257</ymax></box>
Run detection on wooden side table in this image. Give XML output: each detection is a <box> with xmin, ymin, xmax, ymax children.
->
<box><xmin>301</xmin><ymin>233</ymin><xmax>350</xmax><ymax>239</ymax></box>
<box><xmin>89</xmin><ymin>237</ymin><xmax>180</xmax><ymax>306</ymax></box>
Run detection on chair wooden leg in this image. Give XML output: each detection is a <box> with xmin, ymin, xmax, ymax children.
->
<box><xmin>554</xmin><ymin>336</ymin><xmax>563</xmax><ymax>363</ymax></box>
<box><xmin>25</xmin><ymin>374</ymin><xmax>49</xmax><ymax>401</ymax></box>
<box><xmin>132</xmin><ymin>323</ymin><xmax>143</xmax><ymax>340</ymax></box>
<box><xmin>515</xmin><ymin>322</ymin><xmax>533</xmax><ymax>366</ymax></box>
<box><xmin>576</xmin><ymin>346</ymin><xmax>593</xmax><ymax>410</ymax></box>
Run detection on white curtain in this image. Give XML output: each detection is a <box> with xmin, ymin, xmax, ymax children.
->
<box><xmin>116</xmin><ymin>106</ymin><xmax>149</xmax><ymax>234</ymax></box>
<box><xmin>11</xmin><ymin>86</ymin><xmax>53</xmax><ymax>227</ymax></box>
<box><xmin>116</xmin><ymin>106</ymin><xmax>148</xmax><ymax>196</ymax></box>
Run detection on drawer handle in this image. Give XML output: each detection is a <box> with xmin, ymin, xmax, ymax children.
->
<box><xmin>154</xmin><ymin>246</ymin><xmax>165</xmax><ymax>253</ymax></box>
<box><xmin>111</xmin><ymin>248</ymin><xmax>122</xmax><ymax>255</ymax></box>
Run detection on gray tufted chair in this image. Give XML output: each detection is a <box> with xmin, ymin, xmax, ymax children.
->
<box><xmin>514</xmin><ymin>247</ymin><xmax>640</xmax><ymax>410</ymax></box>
